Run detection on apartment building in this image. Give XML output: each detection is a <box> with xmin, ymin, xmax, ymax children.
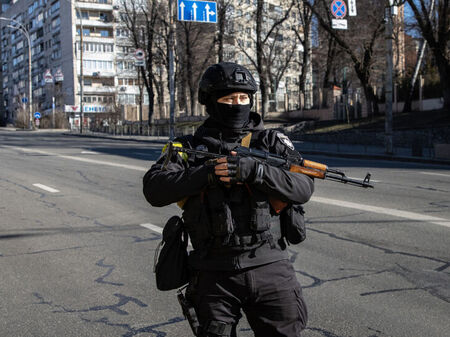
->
<box><xmin>0</xmin><ymin>0</ymin><xmax>313</xmax><ymax>126</ymax></box>
<box><xmin>1</xmin><ymin>0</ymin><xmax>75</xmax><ymax>123</ymax></box>
<box><xmin>0</xmin><ymin>0</ymin><xmax>142</xmax><ymax>126</ymax></box>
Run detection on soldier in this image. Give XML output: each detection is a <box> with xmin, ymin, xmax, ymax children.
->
<box><xmin>143</xmin><ymin>62</ymin><xmax>313</xmax><ymax>336</ymax></box>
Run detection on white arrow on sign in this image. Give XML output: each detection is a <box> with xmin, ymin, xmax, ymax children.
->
<box><xmin>179</xmin><ymin>1</ymin><xmax>185</xmax><ymax>20</ymax></box>
<box><xmin>205</xmin><ymin>4</ymin><xmax>215</xmax><ymax>22</ymax></box>
<box><xmin>192</xmin><ymin>2</ymin><xmax>197</xmax><ymax>21</ymax></box>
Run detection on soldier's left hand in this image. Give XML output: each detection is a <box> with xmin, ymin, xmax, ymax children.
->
<box><xmin>214</xmin><ymin>151</ymin><xmax>257</xmax><ymax>184</ymax></box>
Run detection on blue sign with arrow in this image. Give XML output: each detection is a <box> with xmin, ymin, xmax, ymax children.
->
<box><xmin>34</xmin><ymin>112</ymin><xmax>41</xmax><ymax>119</ymax></box>
<box><xmin>178</xmin><ymin>0</ymin><xmax>217</xmax><ymax>23</ymax></box>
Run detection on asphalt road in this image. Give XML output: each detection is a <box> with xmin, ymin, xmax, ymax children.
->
<box><xmin>0</xmin><ymin>130</ymin><xmax>449</xmax><ymax>337</ymax></box>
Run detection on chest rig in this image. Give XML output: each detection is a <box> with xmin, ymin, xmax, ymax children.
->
<box><xmin>180</xmin><ymin>131</ymin><xmax>277</xmax><ymax>251</ymax></box>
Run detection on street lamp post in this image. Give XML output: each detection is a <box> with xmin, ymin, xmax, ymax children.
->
<box><xmin>0</xmin><ymin>17</ymin><xmax>33</xmax><ymax>129</ymax></box>
<box><xmin>70</xmin><ymin>0</ymin><xmax>84</xmax><ymax>133</ymax></box>
<box><xmin>63</xmin><ymin>0</ymin><xmax>84</xmax><ymax>133</ymax></box>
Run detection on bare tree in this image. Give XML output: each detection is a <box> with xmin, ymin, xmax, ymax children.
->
<box><xmin>405</xmin><ymin>0</ymin><xmax>449</xmax><ymax>111</ymax></box>
<box><xmin>303</xmin><ymin>0</ymin><xmax>388</xmax><ymax>117</ymax></box>
<box><xmin>231</xmin><ymin>0</ymin><xmax>295</xmax><ymax>119</ymax></box>
<box><xmin>292</xmin><ymin>0</ymin><xmax>314</xmax><ymax>108</ymax></box>
<box><xmin>120</xmin><ymin>0</ymin><xmax>161</xmax><ymax>124</ymax></box>
<box><xmin>178</xmin><ymin>22</ymin><xmax>216</xmax><ymax>116</ymax></box>
<box><xmin>216</xmin><ymin>0</ymin><xmax>232</xmax><ymax>63</ymax></box>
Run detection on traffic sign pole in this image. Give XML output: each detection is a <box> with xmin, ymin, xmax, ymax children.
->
<box><xmin>169</xmin><ymin>0</ymin><xmax>175</xmax><ymax>139</ymax></box>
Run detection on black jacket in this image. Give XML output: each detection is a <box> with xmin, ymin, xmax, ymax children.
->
<box><xmin>143</xmin><ymin>113</ymin><xmax>314</xmax><ymax>270</ymax></box>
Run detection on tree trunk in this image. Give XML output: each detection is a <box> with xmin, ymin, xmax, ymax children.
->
<box><xmin>217</xmin><ymin>0</ymin><xmax>226</xmax><ymax>63</ymax></box>
<box><xmin>403</xmin><ymin>40</ymin><xmax>427</xmax><ymax>113</ymax></box>
<box><xmin>434</xmin><ymin>51</ymin><xmax>450</xmax><ymax>111</ymax></box>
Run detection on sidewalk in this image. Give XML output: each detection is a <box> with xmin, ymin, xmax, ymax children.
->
<box><xmin>63</xmin><ymin>130</ymin><xmax>450</xmax><ymax>166</ymax></box>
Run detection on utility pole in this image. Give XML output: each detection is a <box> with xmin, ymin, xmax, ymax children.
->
<box><xmin>168</xmin><ymin>0</ymin><xmax>175</xmax><ymax>140</ymax></box>
<box><xmin>78</xmin><ymin>4</ymin><xmax>84</xmax><ymax>134</ymax></box>
<box><xmin>384</xmin><ymin>0</ymin><xmax>405</xmax><ymax>155</ymax></box>
<box><xmin>385</xmin><ymin>2</ymin><xmax>394</xmax><ymax>155</ymax></box>
<box><xmin>138</xmin><ymin>67</ymin><xmax>143</xmax><ymax>134</ymax></box>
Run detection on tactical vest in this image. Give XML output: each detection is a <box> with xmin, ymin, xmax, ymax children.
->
<box><xmin>179</xmin><ymin>131</ymin><xmax>279</xmax><ymax>252</ymax></box>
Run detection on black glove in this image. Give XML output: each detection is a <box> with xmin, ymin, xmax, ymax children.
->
<box><xmin>221</xmin><ymin>156</ymin><xmax>258</xmax><ymax>183</ymax></box>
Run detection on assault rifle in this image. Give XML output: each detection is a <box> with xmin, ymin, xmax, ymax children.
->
<box><xmin>165</xmin><ymin>141</ymin><xmax>374</xmax><ymax>189</ymax></box>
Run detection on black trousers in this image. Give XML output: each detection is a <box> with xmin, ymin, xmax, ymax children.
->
<box><xmin>186</xmin><ymin>259</ymin><xmax>307</xmax><ymax>337</ymax></box>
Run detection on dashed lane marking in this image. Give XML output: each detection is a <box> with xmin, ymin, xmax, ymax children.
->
<box><xmin>311</xmin><ymin>196</ymin><xmax>450</xmax><ymax>229</ymax></box>
<box><xmin>33</xmin><ymin>183</ymin><xmax>60</xmax><ymax>193</ymax></box>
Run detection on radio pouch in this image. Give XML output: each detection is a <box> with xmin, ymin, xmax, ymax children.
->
<box><xmin>280</xmin><ymin>204</ymin><xmax>306</xmax><ymax>245</ymax></box>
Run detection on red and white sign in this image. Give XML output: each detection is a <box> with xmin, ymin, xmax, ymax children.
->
<box><xmin>331</xmin><ymin>0</ymin><xmax>347</xmax><ymax>19</ymax></box>
<box><xmin>135</xmin><ymin>48</ymin><xmax>145</xmax><ymax>60</ymax></box>
<box><xmin>65</xmin><ymin>105</ymin><xmax>80</xmax><ymax>113</ymax></box>
<box><xmin>44</xmin><ymin>69</ymin><xmax>53</xmax><ymax>84</ymax></box>
<box><xmin>54</xmin><ymin>68</ymin><xmax>64</xmax><ymax>82</ymax></box>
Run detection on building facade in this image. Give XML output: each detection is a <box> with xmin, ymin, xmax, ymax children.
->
<box><xmin>0</xmin><ymin>0</ymin><xmax>141</xmax><ymax>127</ymax></box>
<box><xmin>0</xmin><ymin>0</ymin><xmax>313</xmax><ymax>127</ymax></box>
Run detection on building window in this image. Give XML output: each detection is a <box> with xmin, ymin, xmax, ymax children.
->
<box><xmin>99</xmin><ymin>30</ymin><xmax>109</xmax><ymax>37</ymax></box>
<box><xmin>77</xmin><ymin>11</ymin><xmax>89</xmax><ymax>19</ymax></box>
<box><xmin>51</xmin><ymin>1</ymin><xmax>60</xmax><ymax>14</ymax></box>
<box><xmin>51</xmin><ymin>16</ymin><xmax>60</xmax><ymax>29</ymax></box>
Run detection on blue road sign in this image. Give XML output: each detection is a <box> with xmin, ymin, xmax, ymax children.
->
<box><xmin>34</xmin><ymin>112</ymin><xmax>41</xmax><ymax>119</ymax></box>
<box><xmin>178</xmin><ymin>0</ymin><xmax>217</xmax><ymax>23</ymax></box>
<box><xmin>331</xmin><ymin>0</ymin><xmax>347</xmax><ymax>19</ymax></box>
<box><xmin>21</xmin><ymin>97</ymin><xmax>28</xmax><ymax>103</ymax></box>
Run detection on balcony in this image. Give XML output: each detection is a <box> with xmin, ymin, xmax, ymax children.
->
<box><xmin>83</xmin><ymin>86</ymin><xmax>116</xmax><ymax>95</ymax></box>
<box><xmin>80</xmin><ymin>70</ymin><xmax>115</xmax><ymax>78</ymax></box>
<box><xmin>76</xmin><ymin>19</ymin><xmax>113</xmax><ymax>28</ymax></box>
<box><xmin>77</xmin><ymin>1</ymin><xmax>113</xmax><ymax>11</ymax></box>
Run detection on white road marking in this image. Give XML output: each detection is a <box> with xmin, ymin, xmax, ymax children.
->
<box><xmin>140</xmin><ymin>223</ymin><xmax>192</xmax><ymax>247</ymax></box>
<box><xmin>33</xmin><ymin>183</ymin><xmax>60</xmax><ymax>193</ymax></box>
<box><xmin>140</xmin><ymin>223</ymin><xmax>163</xmax><ymax>234</ymax></box>
<box><xmin>311</xmin><ymin>196</ymin><xmax>450</xmax><ymax>229</ymax></box>
<box><xmin>5</xmin><ymin>146</ymin><xmax>147</xmax><ymax>172</ymax></box>
<box><xmin>420</xmin><ymin>172</ymin><xmax>450</xmax><ymax>178</ymax></box>
<box><xmin>81</xmin><ymin>151</ymin><xmax>99</xmax><ymax>155</ymax></box>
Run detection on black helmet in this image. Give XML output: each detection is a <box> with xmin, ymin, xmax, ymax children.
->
<box><xmin>198</xmin><ymin>62</ymin><xmax>258</xmax><ymax>105</ymax></box>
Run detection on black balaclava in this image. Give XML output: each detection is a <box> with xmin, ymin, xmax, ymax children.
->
<box><xmin>206</xmin><ymin>90</ymin><xmax>253</xmax><ymax>129</ymax></box>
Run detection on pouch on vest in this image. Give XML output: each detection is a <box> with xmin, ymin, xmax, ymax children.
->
<box><xmin>183</xmin><ymin>195</ymin><xmax>210</xmax><ymax>250</ymax></box>
<box><xmin>280</xmin><ymin>204</ymin><xmax>306</xmax><ymax>244</ymax></box>
<box><xmin>153</xmin><ymin>216</ymin><xmax>189</xmax><ymax>291</ymax></box>
<box><xmin>206</xmin><ymin>187</ymin><xmax>234</xmax><ymax>237</ymax></box>
<box><xmin>248</xmin><ymin>188</ymin><xmax>272</xmax><ymax>232</ymax></box>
